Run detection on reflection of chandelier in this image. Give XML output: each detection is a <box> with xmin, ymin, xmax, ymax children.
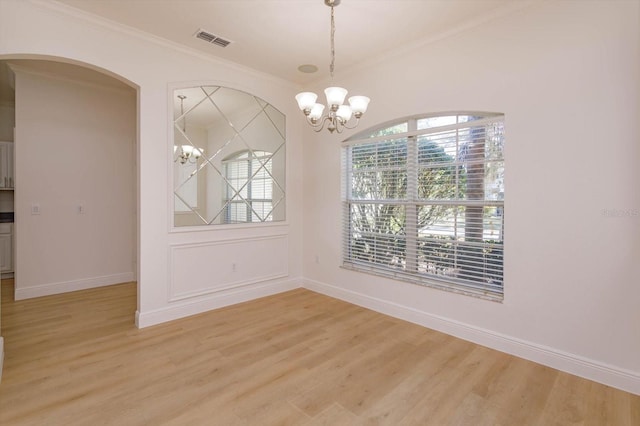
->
<box><xmin>295</xmin><ymin>0</ymin><xmax>370</xmax><ymax>134</ymax></box>
<box><xmin>174</xmin><ymin>94</ymin><xmax>204</xmax><ymax>164</ymax></box>
<box><xmin>174</xmin><ymin>144</ymin><xmax>203</xmax><ymax>164</ymax></box>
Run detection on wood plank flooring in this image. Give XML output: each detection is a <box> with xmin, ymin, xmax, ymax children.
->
<box><xmin>0</xmin><ymin>279</ymin><xmax>638</xmax><ymax>425</ymax></box>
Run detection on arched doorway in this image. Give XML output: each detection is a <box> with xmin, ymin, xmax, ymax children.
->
<box><xmin>0</xmin><ymin>55</ymin><xmax>140</xmax><ymax>319</ymax></box>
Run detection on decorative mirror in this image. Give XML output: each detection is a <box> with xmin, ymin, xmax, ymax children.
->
<box><xmin>172</xmin><ymin>86</ymin><xmax>285</xmax><ymax>226</ymax></box>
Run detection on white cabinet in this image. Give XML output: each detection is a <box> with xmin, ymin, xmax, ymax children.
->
<box><xmin>0</xmin><ymin>223</ymin><xmax>12</xmax><ymax>273</ymax></box>
<box><xmin>0</xmin><ymin>141</ymin><xmax>14</xmax><ymax>189</ymax></box>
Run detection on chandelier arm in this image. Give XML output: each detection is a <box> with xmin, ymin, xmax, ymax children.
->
<box><xmin>304</xmin><ymin>115</ymin><xmax>329</xmax><ymax>131</ymax></box>
<box><xmin>312</xmin><ymin>116</ymin><xmax>332</xmax><ymax>133</ymax></box>
<box><xmin>342</xmin><ymin>118</ymin><xmax>361</xmax><ymax>130</ymax></box>
<box><xmin>304</xmin><ymin>116</ymin><xmax>321</xmax><ymax>128</ymax></box>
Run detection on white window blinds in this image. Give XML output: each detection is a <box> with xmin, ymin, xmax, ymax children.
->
<box><xmin>342</xmin><ymin>114</ymin><xmax>505</xmax><ymax>300</ymax></box>
<box><xmin>223</xmin><ymin>151</ymin><xmax>274</xmax><ymax>223</ymax></box>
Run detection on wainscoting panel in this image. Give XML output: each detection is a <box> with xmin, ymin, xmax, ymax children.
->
<box><xmin>169</xmin><ymin>235</ymin><xmax>289</xmax><ymax>301</ymax></box>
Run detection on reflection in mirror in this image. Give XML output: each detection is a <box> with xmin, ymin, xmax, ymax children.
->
<box><xmin>172</xmin><ymin>86</ymin><xmax>285</xmax><ymax>226</ymax></box>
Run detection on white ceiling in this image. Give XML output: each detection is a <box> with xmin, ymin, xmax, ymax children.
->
<box><xmin>54</xmin><ymin>0</ymin><xmax>523</xmax><ymax>86</ymax></box>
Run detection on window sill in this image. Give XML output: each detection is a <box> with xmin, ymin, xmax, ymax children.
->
<box><xmin>340</xmin><ymin>262</ymin><xmax>503</xmax><ymax>303</ymax></box>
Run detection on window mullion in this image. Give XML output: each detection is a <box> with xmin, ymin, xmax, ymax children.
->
<box><xmin>405</xmin><ymin>119</ymin><xmax>418</xmax><ymax>273</ymax></box>
<box><xmin>246</xmin><ymin>158</ymin><xmax>252</xmax><ymax>221</ymax></box>
<box><xmin>454</xmin><ymin>120</ymin><xmax>459</xmax><ymax>271</ymax></box>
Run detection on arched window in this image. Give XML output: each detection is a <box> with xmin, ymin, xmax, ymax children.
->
<box><xmin>223</xmin><ymin>150</ymin><xmax>274</xmax><ymax>223</ymax></box>
<box><xmin>342</xmin><ymin>113</ymin><xmax>505</xmax><ymax>300</ymax></box>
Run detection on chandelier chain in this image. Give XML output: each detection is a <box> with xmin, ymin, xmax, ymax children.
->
<box><xmin>178</xmin><ymin>95</ymin><xmax>187</xmax><ymax>132</ymax></box>
<box><xmin>330</xmin><ymin>4</ymin><xmax>335</xmax><ymax>78</ymax></box>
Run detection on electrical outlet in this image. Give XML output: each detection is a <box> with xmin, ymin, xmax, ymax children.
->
<box><xmin>31</xmin><ymin>203</ymin><xmax>40</xmax><ymax>215</ymax></box>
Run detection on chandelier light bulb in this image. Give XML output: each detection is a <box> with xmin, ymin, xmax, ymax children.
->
<box><xmin>348</xmin><ymin>96</ymin><xmax>370</xmax><ymax>115</ymax></box>
<box><xmin>309</xmin><ymin>103</ymin><xmax>325</xmax><ymax>121</ymax></box>
<box><xmin>295</xmin><ymin>92</ymin><xmax>318</xmax><ymax>112</ymax></box>
<box><xmin>175</xmin><ymin>144</ymin><xmax>204</xmax><ymax>164</ymax></box>
<box><xmin>324</xmin><ymin>87</ymin><xmax>348</xmax><ymax>108</ymax></box>
<box><xmin>182</xmin><ymin>145</ymin><xmax>194</xmax><ymax>156</ymax></box>
<box><xmin>336</xmin><ymin>105</ymin><xmax>353</xmax><ymax>122</ymax></box>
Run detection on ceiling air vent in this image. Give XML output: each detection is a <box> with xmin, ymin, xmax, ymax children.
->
<box><xmin>195</xmin><ymin>29</ymin><xmax>232</xmax><ymax>48</ymax></box>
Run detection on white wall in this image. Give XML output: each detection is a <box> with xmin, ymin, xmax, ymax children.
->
<box><xmin>302</xmin><ymin>0</ymin><xmax>640</xmax><ymax>394</ymax></box>
<box><xmin>0</xmin><ymin>0</ymin><xmax>304</xmax><ymax>325</ymax></box>
<box><xmin>13</xmin><ymin>68</ymin><xmax>136</xmax><ymax>298</ymax></box>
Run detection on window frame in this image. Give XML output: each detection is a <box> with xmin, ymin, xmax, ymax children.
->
<box><xmin>222</xmin><ymin>150</ymin><xmax>274</xmax><ymax>224</ymax></box>
<box><xmin>342</xmin><ymin>112</ymin><xmax>505</xmax><ymax>301</ymax></box>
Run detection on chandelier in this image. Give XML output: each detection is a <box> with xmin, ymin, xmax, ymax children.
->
<box><xmin>295</xmin><ymin>0</ymin><xmax>370</xmax><ymax>134</ymax></box>
<box><xmin>174</xmin><ymin>95</ymin><xmax>204</xmax><ymax>164</ymax></box>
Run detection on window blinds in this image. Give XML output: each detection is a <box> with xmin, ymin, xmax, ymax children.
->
<box><xmin>342</xmin><ymin>114</ymin><xmax>505</xmax><ymax>300</ymax></box>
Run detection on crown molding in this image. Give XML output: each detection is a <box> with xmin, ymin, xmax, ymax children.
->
<box><xmin>7</xmin><ymin>62</ymin><xmax>135</xmax><ymax>96</ymax></box>
<box><xmin>27</xmin><ymin>0</ymin><xmax>298</xmax><ymax>91</ymax></box>
<box><xmin>303</xmin><ymin>0</ymin><xmax>542</xmax><ymax>89</ymax></box>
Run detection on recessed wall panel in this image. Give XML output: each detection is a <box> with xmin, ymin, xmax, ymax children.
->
<box><xmin>169</xmin><ymin>235</ymin><xmax>288</xmax><ymax>301</ymax></box>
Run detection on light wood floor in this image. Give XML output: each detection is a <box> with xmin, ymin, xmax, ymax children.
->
<box><xmin>0</xmin><ymin>280</ymin><xmax>638</xmax><ymax>425</ymax></box>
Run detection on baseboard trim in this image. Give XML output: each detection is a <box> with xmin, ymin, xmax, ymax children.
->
<box><xmin>14</xmin><ymin>272</ymin><xmax>135</xmax><ymax>300</ymax></box>
<box><xmin>136</xmin><ymin>277</ymin><xmax>301</xmax><ymax>328</ymax></box>
<box><xmin>303</xmin><ymin>278</ymin><xmax>640</xmax><ymax>396</ymax></box>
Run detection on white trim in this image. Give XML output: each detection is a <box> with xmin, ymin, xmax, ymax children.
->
<box><xmin>7</xmin><ymin>63</ymin><xmax>134</xmax><ymax>96</ymax></box>
<box><xmin>136</xmin><ymin>277</ymin><xmax>301</xmax><ymax>328</ymax></box>
<box><xmin>307</xmin><ymin>0</ymin><xmax>540</xmax><ymax>88</ymax></box>
<box><xmin>29</xmin><ymin>0</ymin><xmax>297</xmax><ymax>90</ymax></box>
<box><xmin>169</xmin><ymin>221</ymin><xmax>290</xmax><ymax>234</ymax></box>
<box><xmin>166</xmin><ymin>80</ymin><xmax>288</xmax><ymax>233</ymax></box>
<box><xmin>14</xmin><ymin>272</ymin><xmax>135</xmax><ymax>300</ymax></box>
<box><xmin>169</xmin><ymin>272</ymin><xmax>289</xmax><ymax>302</ymax></box>
<box><xmin>168</xmin><ymin>235</ymin><xmax>289</xmax><ymax>301</ymax></box>
<box><xmin>302</xmin><ymin>278</ymin><xmax>640</xmax><ymax>396</ymax></box>
<box><xmin>0</xmin><ymin>336</ymin><xmax>4</xmax><ymax>383</ymax></box>
<box><xmin>342</xmin><ymin>115</ymin><xmax>503</xmax><ymax>146</ymax></box>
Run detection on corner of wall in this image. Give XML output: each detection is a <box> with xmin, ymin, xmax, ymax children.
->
<box><xmin>136</xmin><ymin>276</ymin><xmax>303</xmax><ymax>328</ymax></box>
